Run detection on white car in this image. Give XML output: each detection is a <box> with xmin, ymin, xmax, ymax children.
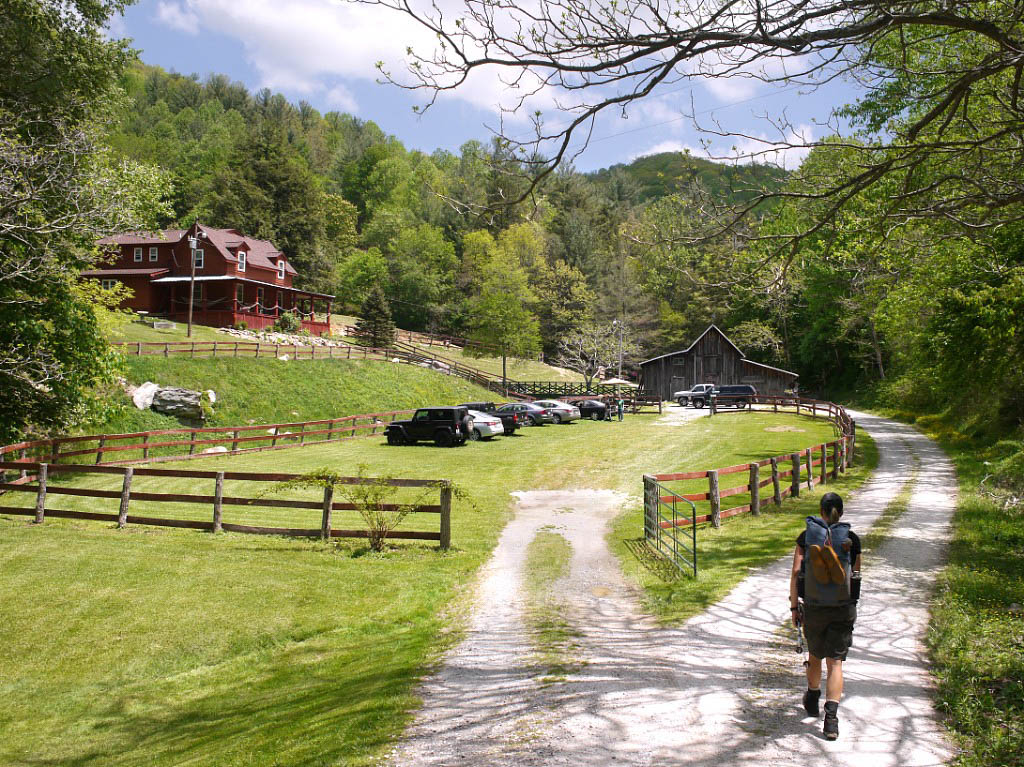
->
<box><xmin>466</xmin><ymin>410</ymin><xmax>504</xmax><ymax>440</ymax></box>
<box><xmin>531</xmin><ymin>399</ymin><xmax>581</xmax><ymax>424</ymax></box>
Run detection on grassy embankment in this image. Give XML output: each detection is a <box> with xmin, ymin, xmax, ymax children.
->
<box><xmin>0</xmin><ymin>409</ymin><xmax>861</xmax><ymax>765</ymax></box>
<box><xmin>875</xmin><ymin>410</ymin><xmax>1024</xmax><ymax>767</ymax></box>
<box><xmin>407</xmin><ymin>342</ymin><xmax>584</xmax><ymax>383</ymax></box>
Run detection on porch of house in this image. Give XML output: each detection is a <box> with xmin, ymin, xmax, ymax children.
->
<box><xmin>156</xmin><ymin>277</ymin><xmax>333</xmax><ymax>336</ymax></box>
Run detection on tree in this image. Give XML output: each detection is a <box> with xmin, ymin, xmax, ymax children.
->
<box><xmin>557</xmin><ymin>321</ymin><xmax>639</xmax><ymax>390</ymax></box>
<box><xmin>362</xmin><ymin>0</ymin><xmax>1024</xmax><ymax>257</ymax></box>
<box><xmin>0</xmin><ymin>0</ymin><xmax>172</xmax><ymax>443</ymax></box>
<box><xmin>467</xmin><ymin>262</ymin><xmax>541</xmax><ymax>391</ymax></box>
<box><xmin>353</xmin><ymin>285</ymin><xmax>396</xmax><ymax>348</ymax></box>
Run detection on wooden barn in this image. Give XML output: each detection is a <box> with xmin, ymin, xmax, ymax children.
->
<box><xmin>638</xmin><ymin>325</ymin><xmax>799</xmax><ymax>401</ymax></box>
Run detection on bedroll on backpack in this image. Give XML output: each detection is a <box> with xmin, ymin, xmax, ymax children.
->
<box><xmin>800</xmin><ymin>516</ymin><xmax>853</xmax><ymax>606</ymax></box>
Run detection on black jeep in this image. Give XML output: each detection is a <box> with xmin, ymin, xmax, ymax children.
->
<box><xmin>386</xmin><ymin>406</ymin><xmax>471</xmax><ymax>447</ymax></box>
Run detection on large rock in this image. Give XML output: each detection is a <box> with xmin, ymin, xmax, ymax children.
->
<box><xmin>132</xmin><ymin>381</ymin><xmax>160</xmax><ymax>410</ymax></box>
<box><xmin>151</xmin><ymin>387</ymin><xmax>205</xmax><ymax>420</ymax></box>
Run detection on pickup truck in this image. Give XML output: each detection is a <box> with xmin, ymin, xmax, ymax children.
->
<box><xmin>386</xmin><ymin>406</ymin><xmax>471</xmax><ymax>447</ymax></box>
<box><xmin>458</xmin><ymin>402</ymin><xmax>524</xmax><ymax>435</ymax></box>
<box><xmin>672</xmin><ymin>383</ymin><xmax>714</xmax><ymax>408</ymax></box>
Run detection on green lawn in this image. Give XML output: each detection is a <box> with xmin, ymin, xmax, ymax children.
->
<box><xmin>0</xmin><ymin>410</ymin><xmax>856</xmax><ymax>766</ymax></box>
<box><xmin>407</xmin><ymin>342</ymin><xmax>584</xmax><ymax>383</ymax></box>
<box><xmin>86</xmin><ymin>357</ymin><xmax>504</xmax><ymax>437</ymax></box>
<box><xmin>109</xmin><ymin>317</ymin><xmax>230</xmax><ymax>344</ymax></box>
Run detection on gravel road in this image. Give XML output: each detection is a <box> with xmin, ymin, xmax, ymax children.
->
<box><xmin>389</xmin><ymin>411</ymin><xmax>957</xmax><ymax>766</ymax></box>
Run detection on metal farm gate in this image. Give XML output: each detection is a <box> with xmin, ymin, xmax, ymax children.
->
<box><xmin>643</xmin><ymin>474</ymin><xmax>698</xmax><ymax>576</ymax></box>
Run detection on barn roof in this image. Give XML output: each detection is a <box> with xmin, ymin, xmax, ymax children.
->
<box><xmin>639</xmin><ymin>324</ymin><xmax>798</xmax><ymax>379</ymax></box>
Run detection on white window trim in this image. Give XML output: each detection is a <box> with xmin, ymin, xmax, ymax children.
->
<box><xmin>101</xmin><ymin>279</ymin><xmax>118</xmax><ymax>291</ymax></box>
<box><xmin>237</xmin><ymin>252</ymin><xmax>246</xmax><ymax>272</ymax></box>
<box><xmin>149</xmin><ymin>246</ymin><xmax>158</xmax><ymax>262</ymax></box>
<box><xmin>193</xmin><ymin>249</ymin><xmax>204</xmax><ymax>269</ymax></box>
<box><xmin>133</xmin><ymin>247</ymin><xmax>142</xmax><ymax>262</ymax></box>
<box><xmin>277</xmin><ymin>260</ymin><xmax>285</xmax><ymax>280</ymax></box>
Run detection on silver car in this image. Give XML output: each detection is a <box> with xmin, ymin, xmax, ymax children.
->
<box><xmin>531</xmin><ymin>399</ymin><xmax>581</xmax><ymax>424</ymax></box>
<box><xmin>466</xmin><ymin>410</ymin><xmax>504</xmax><ymax>440</ymax></box>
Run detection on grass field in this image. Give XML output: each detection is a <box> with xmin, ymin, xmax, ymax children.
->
<box><xmin>0</xmin><ymin>410</ymin><xmax>860</xmax><ymax>766</ymax></box>
<box><xmin>85</xmin><ymin>357</ymin><xmax>503</xmax><ymax>436</ymax></box>
<box><xmin>407</xmin><ymin>342</ymin><xmax>584</xmax><ymax>382</ymax></box>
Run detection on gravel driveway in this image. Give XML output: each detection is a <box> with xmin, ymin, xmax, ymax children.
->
<box><xmin>389</xmin><ymin>411</ymin><xmax>956</xmax><ymax>766</ymax></box>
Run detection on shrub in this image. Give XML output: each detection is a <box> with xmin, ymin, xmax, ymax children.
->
<box><xmin>233</xmin><ymin>321</ymin><xmax>247</xmax><ymax>331</ymax></box>
<box><xmin>273</xmin><ymin>311</ymin><xmax>301</xmax><ymax>333</ymax></box>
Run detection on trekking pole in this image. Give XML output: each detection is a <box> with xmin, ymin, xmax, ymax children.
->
<box><xmin>795</xmin><ymin>603</ymin><xmax>809</xmax><ymax>668</ymax></box>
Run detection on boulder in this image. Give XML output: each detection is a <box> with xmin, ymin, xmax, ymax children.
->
<box><xmin>205</xmin><ymin>389</ymin><xmax>217</xmax><ymax>404</ymax></box>
<box><xmin>201</xmin><ymin>446</ymin><xmax>229</xmax><ymax>455</ymax></box>
<box><xmin>151</xmin><ymin>387</ymin><xmax>205</xmax><ymax>420</ymax></box>
<box><xmin>132</xmin><ymin>381</ymin><xmax>160</xmax><ymax>410</ymax></box>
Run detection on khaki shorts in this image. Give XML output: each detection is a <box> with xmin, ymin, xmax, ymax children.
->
<box><xmin>803</xmin><ymin>603</ymin><xmax>856</xmax><ymax>660</ymax></box>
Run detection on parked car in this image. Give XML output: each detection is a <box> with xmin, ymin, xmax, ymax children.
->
<box><xmin>458</xmin><ymin>402</ymin><xmax>523</xmax><ymax>435</ymax></box>
<box><xmin>465</xmin><ymin>410</ymin><xmax>504</xmax><ymax>441</ymax></box>
<box><xmin>496</xmin><ymin>401</ymin><xmax>554</xmax><ymax>426</ymax></box>
<box><xmin>672</xmin><ymin>383</ymin><xmax>715</xmax><ymax>408</ymax></box>
<box><xmin>577</xmin><ymin>399</ymin><xmax>609</xmax><ymax>421</ymax></box>
<box><xmin>710</xmin><ymin>384</ymin><xmax>758</xmax><ymax>409</ymax></box>
<box><xmin>386</xmin><ymin>406</ymin><xmax>472</xmax><ymax>446</ymax></box>
<box><xmin>532</xmin><ymin>399</ymin><xmax>581</xmax><ymax>424</ymax></box>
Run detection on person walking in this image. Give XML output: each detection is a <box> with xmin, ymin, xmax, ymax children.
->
<box><xmin>790</xmin><ymin>492</ymin><xmax>861</xmax><ymax>740</ymax></box>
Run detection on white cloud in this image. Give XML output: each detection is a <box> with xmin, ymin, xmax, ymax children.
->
<box><xmin>727</xmin><ymin>123</ymin><xmax>815</xmax><ymax>169</ymax></box>
<box><xmin>630</xmin><ymin>140</ymin><xmax>707</xmax><ymax>162</ymax></box>
<box><xmin>151</xmin><ymin>0</ymin><xmax>558</xmax><ymax>121</ymax></box>
<box><xmin>324</xmin><ymin>84</ymin><xmax>358</xmax><ymax>112</ymax></box>
<box><xmin>155</xmin><ymin>1</ymin><xmax>199</xmax><ymax>35</ymax></box>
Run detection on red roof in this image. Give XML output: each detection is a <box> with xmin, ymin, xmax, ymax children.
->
<box><xmin>97</xmin><ymin>230</ymin><xmax>186</xmax><ymax>245</ymax></box>
<box><xmin>199</xmin><ymin>227</ymin><xmax>298</xmax><ymax>275</ymax></box>
<box><xmin>82</xmin><ymin>268</ymin><xmax>170</xmax><ymax>277</ymax></box>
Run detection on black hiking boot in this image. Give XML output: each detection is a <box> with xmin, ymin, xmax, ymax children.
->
<box><xmin>802</xmin><ymin>688</ymin><xmax>821</xmax><ymax>717</ymax></box>
<box><xmin>823</xmin><ymin>701</ymin><xmax>839</xmax><ymax>740</ymax></box>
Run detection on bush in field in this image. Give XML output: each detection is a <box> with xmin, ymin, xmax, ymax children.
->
<box><xmin>273</xmin><ymin>311</ymin><xmax>301</xmax><ymax>333</ymax></box>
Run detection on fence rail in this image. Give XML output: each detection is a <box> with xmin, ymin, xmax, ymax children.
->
<box><xmin>0</xmin><ymin>461</ymin><xmax>451</xmax><ymax>548</ymax></box>
<box><xmin>642</xmin><ymin>395</ymin><xmax>856</xmax><ymax>576</ymax></box>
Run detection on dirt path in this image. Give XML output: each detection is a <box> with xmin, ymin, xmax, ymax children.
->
<box><xmin>390</xmin><ymin>412</ymin><xmax>957</xmax><ymax>766</ymax></box>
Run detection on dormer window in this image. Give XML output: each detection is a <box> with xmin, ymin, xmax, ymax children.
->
<box><xmin>237</xmin><ymin>252</ymin><xmax>246</xmax><ymax>272</ymax></box>
<box><xmin>133</xmin><ymin>247</ymin><xmax>142</xmax><ymax>262</ymax></box>
<box><xmin>277</xmin><ymin>259</ymin><xmax>285</xmax><ymax>280</ymax></box>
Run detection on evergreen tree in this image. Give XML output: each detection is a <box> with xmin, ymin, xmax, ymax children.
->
<box><xmin>353</xmin><ymin>286</ymin><xmax>396</xmax><ymax>348</ymax></box>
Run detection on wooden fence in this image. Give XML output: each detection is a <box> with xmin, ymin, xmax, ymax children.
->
<box><xmin>0</xmin><ymin>462</ymin><xmax>450</xmax><ymax>548</ymax></box>
<box><xmin>642</xmin><ymin>395</ymin><xmax>856</xmax><ymax>574</ymax></box>
<box><xmin>0</xmin><ymin>411</ymin><xmax>419</xmax><ymax>468</ymax></box>
<box><xmin>114</xmin><ymin>340</ymin><xmax>402</xmax><ymax>361</ymax></box>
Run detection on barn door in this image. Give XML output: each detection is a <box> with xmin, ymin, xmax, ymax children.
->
<box><xmin>705</xmin><ymin>355</ymin><xmax>722</xmax><ymax>384</ymax></box>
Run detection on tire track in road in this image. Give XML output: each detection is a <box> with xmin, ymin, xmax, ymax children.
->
<box><xmin>390</xmin><ymin>412</ymin><xmax>956</xmax><ymax>766</ymax></box>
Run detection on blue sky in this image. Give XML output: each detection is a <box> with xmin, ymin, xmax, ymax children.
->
<box><xmin>112</xmin><ymin>0</ymin><xmax>863</xmax><ymax>172</ymax></box>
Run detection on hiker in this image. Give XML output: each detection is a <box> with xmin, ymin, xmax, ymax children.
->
<box><xmin>790</xmin><ymin>491</ymin><xmax>861</xmax><ymax>741</ymax></box>
<box><xmin>616</xmin><ymin>398</ymin><xmax>624</xmax><ymax>421</ymax></box>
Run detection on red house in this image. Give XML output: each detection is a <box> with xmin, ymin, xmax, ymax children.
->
<box><xmin>88</xmin><ymin>223</ymin><xmax>334</xmax><ymax>334</ymax></box>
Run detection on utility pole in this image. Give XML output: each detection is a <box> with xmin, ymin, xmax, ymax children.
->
<box><xmin>613</xmin><ymin>319</ymin><xmax>624</xmax><ymax>377</ymax></box>
<box><xmin>187</xmin><ymin>232</ymin><xmax>198</xmax><ymax>338</ymax></box>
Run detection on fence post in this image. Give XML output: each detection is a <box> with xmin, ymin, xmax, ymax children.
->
<box><xmin>820</xmin><ymin>444</ymin><xmax>827</xmax><ymax>485</ymax></box>
<box><xmin>213</xmin><ymin>341</ymin><xmax>218</xmax><ymax>357</ymax></box>
<box><xmin>321</xmin><ymin>484</ymin><xmax>334</xmax><ymax>540</ymax></box>
<box><xmin>806</xmin><ymin>449</ymin><xmax>813</xmax><ymax>490</ymax></box>
<box><xmin>33</xmin><ymin>463</ymin><xmax>48</xmax><ymax>523</ymax></box>
<box><xmin>439</xmin><ymin>480</ymin><xmax>452</xmax><ymax>550</ymax></box>
<box><xmin>50</xmin><ymin>438</ymin><xmax>60</xmax><ymax>464</ymax></box>
<box><xmin>213</xmin><ymin>471</ymin><xmax>224</xmax><ymax>533</ymax></box>
<box><xmin>19</xmin><ymin>448</ymin><xmax>27</xmax><ymax>480</ymax></box>
<box><xmin>164</xmin><ymin>342</ymin><xmax>169</xmax><ymax>357</ymax></box>
<box><xmin>95</xmin><ymin>437</ymin><xmax>106</xmax><ymax>464</ymax></box>
<box><xmin>142</xmin><ymin>434</ymin><xmax>150</xmax><ymax>460</ymax></box>
<box><xmin>190</xmin><ymin>343</ymin><xmax>195</xmax><ymax>359</ymax></box>
<box><xmin>271</xmin><ymin>428</ymin><xmax>278</xmax><ymax>448</ymax></box>
<box><xmin>791</xmin><ymin>453</ymin><xmax>800</xmax><ymax>498</ymax></box>
<box><xmin>298</xmin><ymin>423</ymin><xmax>305</xmax><ymax>444</ymax></box>
<box><xmin>189</xmin><ymin>430</ymin><xmax>197</xmax><ymax>455</ymax></box>
<box><xmin>234</xmin><ymin>342</ymin><xmax>239</xmax><ymax>357</ymax></box>
<box><xmin>231</xmin><ymin>429</ymin><xmax>240</xmax><ymax>452</ymax></box>
<box><xmin>749</xmin><ymin>463</ymin><xmax>760</xmax><ymax>516</ymax></box>
<box><xmin>708</xmin><ymin>469</ymin><xmax>721</xmax><ymax>528</ymax></box>
<box><xmin>117</xmin><ymin>467</ymin><xmax>133</xmax><ymax>528</ymax></box>
<box><xmin>137</xmin><ymin>341</ymin><xmax>142</xmax><ymax>355</ymax></box>
<box><xmin>770</xmin><ymin>456</ymin><xmax>782</xmax><ymax>506</ymax></box>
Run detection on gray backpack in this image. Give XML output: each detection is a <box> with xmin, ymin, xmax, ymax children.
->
<box><xmin>801</xmin><ymin>516</ymin><xmax>854</xmax><ymax>606</ymax></box>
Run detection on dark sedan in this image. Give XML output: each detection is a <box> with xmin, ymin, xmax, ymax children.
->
<box><xmin>496</xmin><ymin>401</ymin><xmax>555</xmax><ymax>426</ymax></box>
<box><xmin>577</xmin><ymin>399</ymin><xmax>609</xmax><ymax>421</ymax></box>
